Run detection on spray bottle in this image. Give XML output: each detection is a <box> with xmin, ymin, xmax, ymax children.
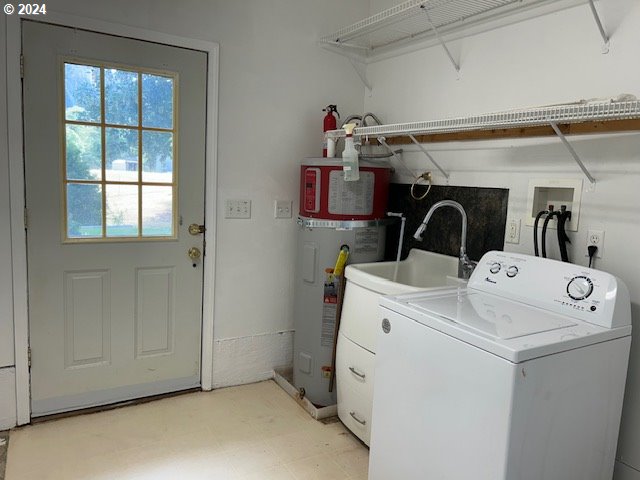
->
<box><xmin>341</xmin><ymin>123</ymin><xmax>360</xmax><ymax>182</ymax></box>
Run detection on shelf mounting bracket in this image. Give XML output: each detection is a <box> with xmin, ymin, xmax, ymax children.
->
<box><xmin>348</xmin><ymin>57</ymin><xmax>372</xmax><ymax>91</ymax></box>
<box><xmin>326</xmin><ymin>41</ymin><xmax>372</xmax><ymax>91</ymax></box>
<box><xmin>588</xmin><ymin>0</ymin><xmax>610</xmax><ymax>53</ymax></box>
<box><xmin>378</xmin><ymin>136</ymin><xmax>416</xmax><ymax>178</ymax></box>
<box><xmin>408</xmin><ymin>134</ymin><xmax>449</xmax><ymax>179</ymax></box>
<box><xmin>549</xmin><ymin>122</ymin><xmax>596</xmax><ymax>188</ymax></box>
<box><xmin>421</xmin><ymin>6</ymin><xmax>460</xmax><ymax>74</ymax></box>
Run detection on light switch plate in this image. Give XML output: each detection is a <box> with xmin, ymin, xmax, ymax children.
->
<box><xmin>225</xmin><ymin>199</ymin><xmax>251</xmax><ymax>219</ymax></box>
<box><xmin>274</xmin><ymin>200</ymin><xmax>293</xmax><ymax>219</ymax></box>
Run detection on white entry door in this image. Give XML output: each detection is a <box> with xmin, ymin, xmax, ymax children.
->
<box><xmin>23</xmin><ymin>21</ymin><xmax>208</xmax><ymax>416</ymax></box>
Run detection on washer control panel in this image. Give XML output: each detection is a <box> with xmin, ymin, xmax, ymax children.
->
<box><xmin>468</xmin><ymin>251</ymin><xmax>629</xmax><ymax>329</ymax></box>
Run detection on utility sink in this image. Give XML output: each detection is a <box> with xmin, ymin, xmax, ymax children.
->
<box><xmin>346</xmin><ymin>248</ymin><xmax>463</xmax><ymax>295</ymax></box>
<box><xmin>341</xmin><ymin>249</ymin><xmax>464</xmax><ymax>353</ymax></box>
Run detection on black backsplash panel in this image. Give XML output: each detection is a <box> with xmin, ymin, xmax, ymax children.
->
<box><xmin>384</xmin><ymin>184</ymin><xmax>509</xmax><ymax>262</ymax></box>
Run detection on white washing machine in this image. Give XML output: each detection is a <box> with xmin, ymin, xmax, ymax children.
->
<box><xmin>369</xmin><ymin>251</ymin><xmax>632</xmax><ymax>480</ymax></box>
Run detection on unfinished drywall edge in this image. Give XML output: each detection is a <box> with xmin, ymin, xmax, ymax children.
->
<box><xmin>212</xmin><ymin>330</ymin><xmax>294</xmax><ymax>389</ymax></box>
<box><xmin>0</xmin><ymin>368</ymin><xmax>17</xmax><ymax>429</ymax></box>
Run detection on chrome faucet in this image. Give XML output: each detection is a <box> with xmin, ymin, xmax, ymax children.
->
<box><xmin>413</xmin><ymin>200</ymin><xmax>476</xmax><ymax>280</ymax></box>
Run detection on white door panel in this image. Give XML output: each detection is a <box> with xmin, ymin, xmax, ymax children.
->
<box><xmin>23</xmin><ymin>21</ymin><xmax>207</xmax><ymax>416</ymax></box>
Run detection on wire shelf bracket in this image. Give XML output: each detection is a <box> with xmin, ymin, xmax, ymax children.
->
<box><xmin>348</xmin><ymin>57</ymin><xmax>372</xmax><ymax>91</ymax></box>
<box><xmin>549</xmin><ymin>121</ymin><xmax>596</xmax><ymax>188</ymax></box>
<box><xmin>378</xmin><ymin>136</ymin><xmax>416</xmax><ymax>178</ymax></box>
<box><xmin>421</xmin><ymin>5</ymin><xmax>460</xmax><ymax>75</ymax></box>
<box><xmin>408</xmin><ymin>134</ymin><xmax>450</xmax><ymax>179</ymax></box>
<box><xmin>588</xmin><ymin>0</ymin><xmax>610</xmax><ymax>53</ymax></box>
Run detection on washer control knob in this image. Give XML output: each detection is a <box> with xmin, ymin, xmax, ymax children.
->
<box><xmin>567</xmin><ymin>276</ymin><xmax>594</xmax><ymax>301</ymax></box>
<box><xmin>489</xmin><ymin>263</ymin><xmax>501</xmax><ymax>274</ymax></box>
<box><xmin>506</xmin><ymin>265</ymin><xmax>519</xmax><ymax>278</ymax></box>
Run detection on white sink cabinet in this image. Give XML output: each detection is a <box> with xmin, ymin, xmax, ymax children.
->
<box><xmin>336</xmin><ymin>249</ymin><xmax>462</xmax><ymax>445</ymax></box>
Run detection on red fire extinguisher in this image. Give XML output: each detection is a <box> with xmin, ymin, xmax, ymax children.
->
<box><xmin>322</xmin><ymin>105</ymin><xmax>339</xmax><ymax>157</ymax></box>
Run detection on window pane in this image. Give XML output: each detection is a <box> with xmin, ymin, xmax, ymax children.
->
<box><xmin>106</xmin><ymin>128</ymin><xmax>138</xmax><ymax>182</ymax></box>
<box><xmin>66</xmin><ymin>124</ymin><xmax>102</xmax><ymax>181</ymax></box>
<box><xmin>142</xmin><ymin>131</ymin><xmax>173</xmax><ymax>182</ymax></box>
<box><xmin>67</xmin><ymin>183</ymin><xmax>103</xmax><ymax>238</ymax></box>
<box><xmin>142</xmin><ymin>74</ymin><xmax>173</xmax><ymax>129</ymax></box>
<box><xmin>105</xmin><ymin>69</ymin><xmax>138</xmax><ymax>126</ymax></box>
<box><xmin>65</xmin><ymin>63</ymin><xmax>101</xmax><ymax>123</ymax></box>
<box><xmin>106</xmin><ymin>184</ymin><xmax>139</xmax><ymax>237</ymax></box>
<box><xmin>142</xmin><ymin>186</ymin><xmax>173</xmax><ymax>236</ymax></box>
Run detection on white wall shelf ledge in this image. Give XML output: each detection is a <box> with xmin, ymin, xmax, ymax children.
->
<box><xmin>319</xmin><ymin>0</ymin><xmax>608</xmax><ymax>83</ymax></box>
<box><xmin>319</xmin><ymin>0</ymin><xmax>591</xmax><ymax>63</ymax></box>
<box><xmin>325</xmin><ymin>100</ymin><xmax>640</xmax><ymax>186</ymax></box>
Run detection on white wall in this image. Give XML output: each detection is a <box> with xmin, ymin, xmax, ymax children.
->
<box><xmin>362</xmin><ymin>0</ymin><xmax>640</xmax><ymax>476</ymax></box>
<box><xmin>0</xmin><ymin>0</ymin><xmax>368</xmax><ymax>424</ymax></box>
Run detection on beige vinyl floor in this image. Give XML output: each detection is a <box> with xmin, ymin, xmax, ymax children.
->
<box><xmin>6</xmin><ymin>381</ymin><xmax>369</xmax><ymax>480</ymax></box>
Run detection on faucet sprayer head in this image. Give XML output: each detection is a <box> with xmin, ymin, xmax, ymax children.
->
<box><xmin>414</xmin><ymin>223</ymin><xmax>427</xmax><ymax>241</ymax></box>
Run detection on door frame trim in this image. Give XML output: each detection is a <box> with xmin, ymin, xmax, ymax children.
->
<box><xmin>7</xmin><ymin>13</ymin><xmax>219</xmax><ymax>424</ymax></box>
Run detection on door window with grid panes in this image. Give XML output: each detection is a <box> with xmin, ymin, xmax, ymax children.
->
<box><xmin>62</xmin><ymin>60</ymin><xmax>177</xmax><ymax>241</ymax></box>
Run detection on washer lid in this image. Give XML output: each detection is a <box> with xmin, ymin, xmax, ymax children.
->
<box><xmin>406</xmin><ymin>291</ymin><xmax>576</xmax><ymax>340</ymax></box>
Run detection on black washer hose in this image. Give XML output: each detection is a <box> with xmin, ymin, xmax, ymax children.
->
<box><xmin>556</xmin><ymin>210</ymin><xmax>572</xmax><ymax>263</ymax></box>
<box><xmin>533</xmin><ymin>210</ymin><xmax>548</xmax><ymax>257</ymax></box>
<box><xmin>541</xmin><ymin>211</ymin><xmax>560</xmax><ymax>258</ymax></box>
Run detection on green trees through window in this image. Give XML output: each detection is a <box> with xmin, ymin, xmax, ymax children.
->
<box><xmin>63</xmin><ymin>61</ymin><xmax>176</xmax><ymax>240</ymax></box>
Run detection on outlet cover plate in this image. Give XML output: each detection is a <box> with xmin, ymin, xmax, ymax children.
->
<box><xmin>274</xmin><ymin>200</ymin><xmax>293</xmax><ymax>219</ymax></box>
<box><xmin>505</xmin><ymin>218</ymin><xmax>521</xmax><ymax>244</ymax></box>
<box><xmin>225</xmin><ymin>199</ymin><xmax>251</xmax><ymax>219</ymax></box>
<box><xmin>586</xmin><ymin>229</ymin><xmax>604</xmax><ymax>258</ymax></box>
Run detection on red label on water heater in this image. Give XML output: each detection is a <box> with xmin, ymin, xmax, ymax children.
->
<box><xmin>299</xmin><ymin>163</ymin><xmax>391</xmax><ymax>219</ymax></box>
<box><xmin>304</xmin><ymin>168</ymin><xmax>320</xmax><ymax>213</ymax></box>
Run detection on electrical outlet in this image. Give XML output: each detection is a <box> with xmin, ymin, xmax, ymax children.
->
<box><xmin>225</xmin><ymin>199</ymin><xmax>251</xmax><ymax>219</ymax></box>
<box><xmin>505</xmin><ymin>218</ymin><xmax>521</xmax><ymax>244</ymax></box>
<box><xmin>274</xmin><ymin>200</ymin><xmax>293</xmax><ymax>219</ymax></box>
<box><xmin>586</xmin><ymin>229</ymin><xmax>604</xmax><ymax>258</ymax></box>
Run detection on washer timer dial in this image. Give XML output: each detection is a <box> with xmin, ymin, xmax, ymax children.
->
<box><xmin>506</xmin><ymin>265</ymin><xmax>519</xmax><ymax>278</ymax></box>
<box><xmin>567</xmin><ymin>276</ymin><xmax>594</xmax><ymax>301</ymax></box>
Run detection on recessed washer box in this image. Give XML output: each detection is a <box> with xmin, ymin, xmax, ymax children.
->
<box><xmin>526</xmin><ymin>178</ymin><xmax>582</xmax><ymax>232</ymax></box>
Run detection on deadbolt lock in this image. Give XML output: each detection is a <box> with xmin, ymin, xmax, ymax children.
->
<box><xmin>188</xmin><ymin>224</ymin><xmax>206</xmax><ymax>235</ymax></box>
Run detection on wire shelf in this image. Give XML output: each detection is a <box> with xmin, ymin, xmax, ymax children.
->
<box><xmin>326</xmin><ymin>101</ymin><xmax>640</xmax><ymax>139</ymax></box>
<box><xmin>319</xmin><ymin>0</ymin><xmax>561</xmax><ymax>61</ymax></box>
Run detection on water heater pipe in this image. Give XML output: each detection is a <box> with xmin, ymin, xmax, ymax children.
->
<box><xmin>387</xmin><ymin>212</ymin><xmax>406</xmax><ymax>282</ymax></box>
